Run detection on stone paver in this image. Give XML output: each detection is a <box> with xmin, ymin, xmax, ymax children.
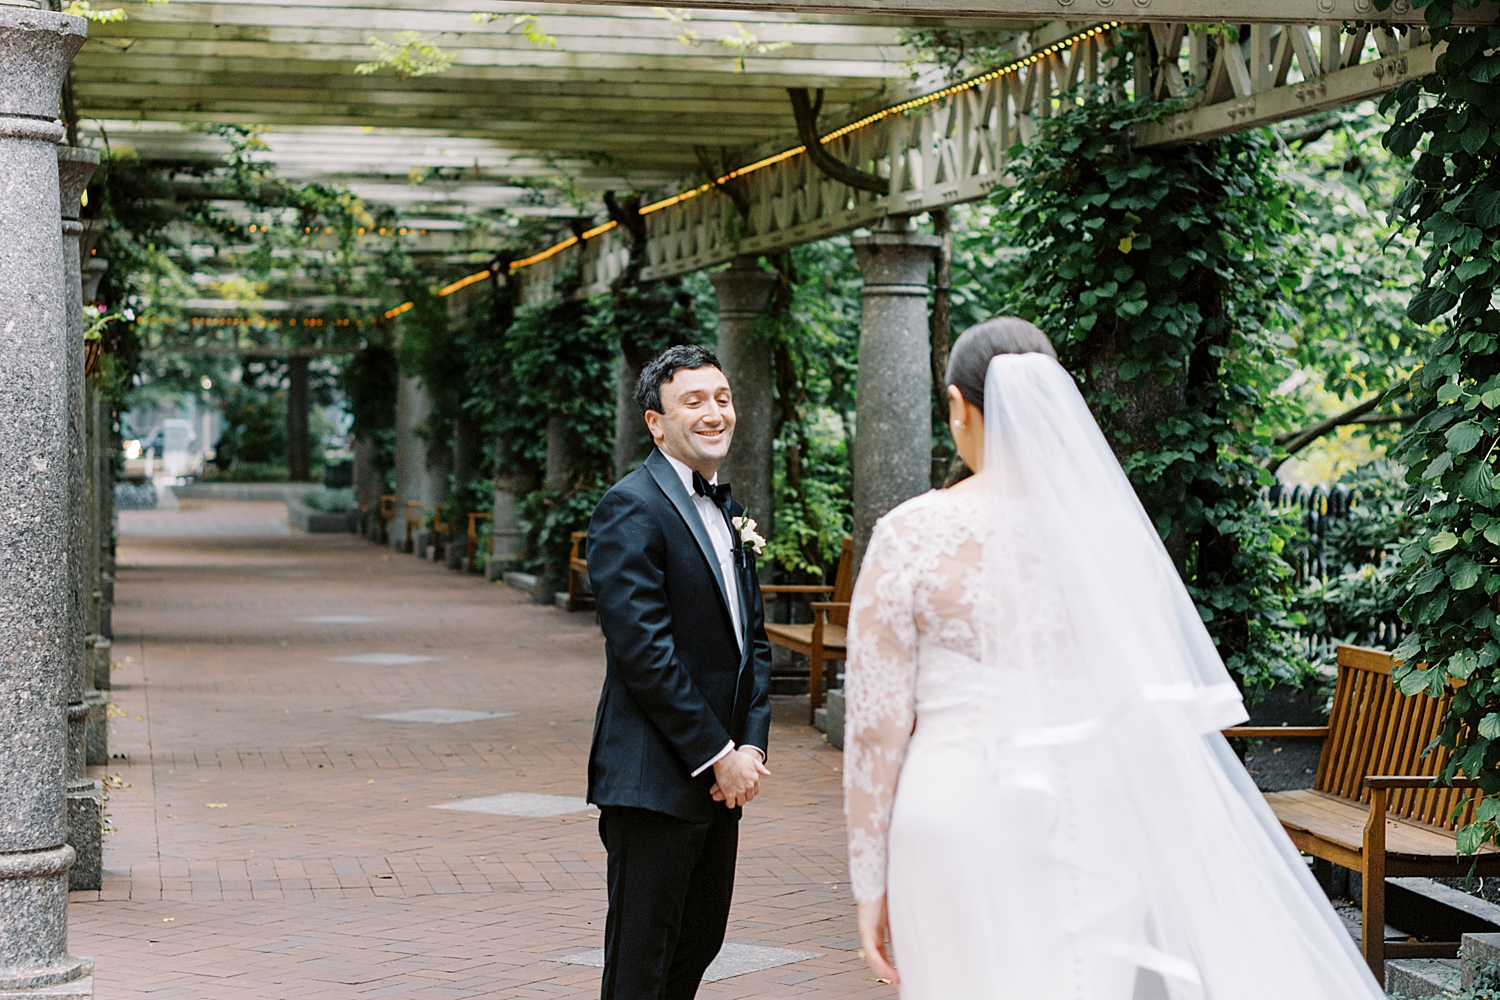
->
<box><xmin>71</xmin><ymin>499</ymin><xmax>893</xmax><ymax>999</ymax></box>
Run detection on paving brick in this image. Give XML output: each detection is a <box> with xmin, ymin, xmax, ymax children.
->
<box><xmin>68</xmin><ymin>501</ymin><xmax>897</xmax><ymax>999</ymax></box>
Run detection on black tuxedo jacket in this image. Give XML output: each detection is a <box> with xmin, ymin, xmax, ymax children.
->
<box><xmin>585</xmin><ymin>448</ymin><xmax>773</xmax><ymax>824</ymax></box>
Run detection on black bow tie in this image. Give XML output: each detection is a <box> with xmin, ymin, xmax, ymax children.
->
<box><xmin>692</xmin><ymin>471</ymin><xmax>732</xmax><ymax>510</ymax></box>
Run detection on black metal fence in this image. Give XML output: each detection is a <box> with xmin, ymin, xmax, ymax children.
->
<box><xmin>1265</xmin><ymin>483</ymin><xmax>1357</xmax><ymax>587</ymax></box>
<box><xmin>1263</xmin><ymin>483</ymin><xmax>1403</xmax><ymax>663</ymax></box>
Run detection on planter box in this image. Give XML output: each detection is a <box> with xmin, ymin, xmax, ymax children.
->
<box><xmin>503</xmin><ymin>571</ymin><xmax>539</xmax><ymax>594</ymax></box>
<box><xmin>175</xmin><ymin>482</ymin><xmax>316</xmax><ymax>503</ymax></box>
<box><xmin>285</xmin><ymin>495</ymin><xmax>358</xmax><ymax>534</ymax></box>
<box><xmin>823</xmin><ymin>689</ymin><xmax>845</xmax><ymax>750</ymax></box>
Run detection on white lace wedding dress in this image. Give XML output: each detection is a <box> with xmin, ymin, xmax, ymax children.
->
<box><xmin>843</xmin><ymin>354</ymin><xmax>1387</xmax><ymax>1000</ymax></box>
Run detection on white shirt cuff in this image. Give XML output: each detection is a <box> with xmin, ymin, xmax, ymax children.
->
<box><xmin>691</xmin><ymin>740</ymin><xmax>737</xmax><ymax>778</ymax></box>
<box><xmin>740</xmin><ymin>745</ymin><xmax>765</xmax><ymax>763</ymax></box>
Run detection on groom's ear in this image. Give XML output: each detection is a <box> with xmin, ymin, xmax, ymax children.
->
<box><xmin>643</xmin><ymin>408</ymin><xmax>666</xmax><ymax>446</ymax></box>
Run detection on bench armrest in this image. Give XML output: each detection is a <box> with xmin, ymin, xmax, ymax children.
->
<box><xmin>1221</xmin><ymin>726</ymin><xmax>1329</xmax><ymax>739</ymax></box>
<box><xmin>762</xmin><ymin>585</ymin><xmax>836</xmax><ymax>595</ymax></box>
<box><xmin>810</xmin><ymin>602</ymin><xmax>849</xmax><ymax>613</ymax></box>
<box><xmin>1364</xmin><ymin>775</ymin><xmax>1481</xmax><ymax>790</ymax></box>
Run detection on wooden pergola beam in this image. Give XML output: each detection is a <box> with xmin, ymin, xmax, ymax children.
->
<box><xmin>524</xmin><ymin>0</ymin><xmax>1497</xmax><ymax>24</ymax></box>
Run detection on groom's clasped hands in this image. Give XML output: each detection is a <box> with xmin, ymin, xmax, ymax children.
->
<box><xmin>708</xmin><ymin>746</ymin><xmax>771</xmax><ymax>808</ymax></box>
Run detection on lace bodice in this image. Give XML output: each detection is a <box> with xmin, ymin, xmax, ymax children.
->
<box><xmin>843</xmin><ymin>485</ymin><xmax>1068</xmax><ymax>903</ymax></box>
<box><xmin>844</xmin><ymin>488</ymin><xmax>985</xmax><ymax>903</ymax></box>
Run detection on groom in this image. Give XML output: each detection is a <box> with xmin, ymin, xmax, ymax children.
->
<box><xmin>585</xmin><ymin>344</ymin><xmax>773</xmax><ymax>1000</ymax></box>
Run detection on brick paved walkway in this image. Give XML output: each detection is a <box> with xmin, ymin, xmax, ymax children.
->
<box><xmin>71</xmin><ymin>499</ymin><xmax>893</xmax><ymax>999</ymax></box>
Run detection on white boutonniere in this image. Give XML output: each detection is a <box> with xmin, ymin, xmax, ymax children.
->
<box><xmin>731</xmin><ymin>515</ymin><xmax>766</xmax><ymax>556</ymax></box>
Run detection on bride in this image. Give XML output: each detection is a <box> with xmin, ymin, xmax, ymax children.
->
<box><xmin>843</xmin><ymin>318</ymin><xmax>1385</xmax><ymax>999</ymax></box>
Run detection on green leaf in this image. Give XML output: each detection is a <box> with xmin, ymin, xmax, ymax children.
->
<box><xmin>1399</xmin><ymin>667</ymin><xmax>1434</xmax><ymax>696</ymax></box>
<box><xmin>1476</xmin><ymin>188</ymin><xmax>1500</xmax><ymax>228</ymax></box>
<box><xmin>1451</xmin><ymin>649</ymin><xmax>1482</xmax><ymax>679</ymax></box>
<box><xmin>1457</xmin><ymin>822</ymin><xmax>1489</xmax><ymax>856</ymax></box>
<box><xmin>1472</xmin><ymin>53</ymin><xmax>1500</xmax><ymax>84</ymax></box>
<box><xmin>1411</xmin><ymin>285</ymin><xmax>1460</xmax><ymax>324</ymax></box>
<box><xmin>1460</xmin><ymin>460</ymin><xmax>1497</xmax><ymax>502</ymax></box>
<box><xmin>1478</xmin><ymin>713</ymin><xmax>1500</xmax><ymax>740</ymax></box>
<box><xmin>1448</xmin><ymin>421</ymin><xmax>1485</xmax><ymax>454</ymax></box>
<box><xmin>1425</xmin><ymin>452</ymin><xmax>1455</xmax><ymax>480</ymax></box>
<box><xmin>1432</xmin><ymin>530</ymin><xmax>1461</xmax><ymax>553</ymax></box>
<box><xmin>1461</xmin><ymin>121</ymin><xmax>1492</xmax><ymax>154</ymax></box>
<box><xmin>1451</xmin><ymin>558</ymin><xmax>1481</xmax><ymax>590</ymax></box>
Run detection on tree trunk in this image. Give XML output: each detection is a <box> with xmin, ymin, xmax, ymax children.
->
<box><xmin>1078</xmin><ymin>318</ymin><xmax>1190</xmax><ymax>566</ymax></box>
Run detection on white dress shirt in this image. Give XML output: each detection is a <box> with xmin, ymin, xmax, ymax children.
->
<box><xmin>660</xmin><ymin>451</ymin><xmax>763</xmax><ymax>775</ymax></box>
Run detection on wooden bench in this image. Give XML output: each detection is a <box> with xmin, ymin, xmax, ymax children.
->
<box><xmin>466</xmin><ymin>512</ymin><xmax>490</xmax><ymax>570</ymax></box>
<box><xmin>763</xmin><ymin>537</ymin><xmax>854</xmax><ymax>725</ymax></box>
<box><xmin>1226</xmin><ymin>644</ymin><xmax>1499</xmax><ymax>980</ymax></box>
<box><xmin>378</xmin><ymin>494</ymin><xmax>395</xmax><ymax>544</ymax></box>
<box><xmin>403</xmin><ymin>500</ymin><xmax>422</xmax><ymax>554</ymax></box>
<box><xmin>430</xmin><ymin>504</ymin><xmax>451</xmax><ymax>560</ymax></box>
<box><xmin>567</xmin><ymin>531</ymin><xmax>590</xmax><ymax>612</ymax></box>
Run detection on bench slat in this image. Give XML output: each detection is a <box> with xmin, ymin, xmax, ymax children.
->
<box><xmin>764</xmin><ymin>623</ymin><xmax>847</xmax><ymax>656</ymax></box>
<box><xmin>1264</xmin><ymin>789</ymin><xmax>1486</xmax><ymax>861</ymax></box>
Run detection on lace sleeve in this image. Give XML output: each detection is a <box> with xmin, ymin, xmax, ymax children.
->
<box><xmin>843</xmin><ymin>517</ymin><xmax>918</xmax><ymax>904</ymax></box>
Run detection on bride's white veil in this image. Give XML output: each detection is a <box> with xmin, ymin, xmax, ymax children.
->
<box><xmin>980</xmin><ymin>353</ymin><xmax>1383</xmax><ymax>999</ymax></box>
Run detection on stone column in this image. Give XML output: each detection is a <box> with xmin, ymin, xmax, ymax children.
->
<box><xmin>543</xmin><ymin>413</ymin><xmax>577</xmax><ymax>493</ymax></box>
<box><xmin>81</xmin><ymin>258</ymin><xmax>105</xmax><ymax>302</ymax></box>
<box><xmin>710</xmin><ymin>257</ymin><xmax>777</xmax><ymax>536</ymax></box>
<box><xmin>286</xmin><ymin>354</ymin><xmax>310</xmax><ymax>481</ymax></box>
<box><xmin>533</xmin><ymin>414</ymin><xmax>577</xmax><ymax>603</ymax></box>
<box><xmin>0</xmin><ymin>3</ymin><xmax>94</xmax><ymax>994</ymax></box>
<box><xmin>850</xmin><ymin>218</ymin><xmax>941</xmax><ymax>567</ymax></box>
<box><xmin>86</xmin><ymin>386</ymin><xmax>112</xmax><ymax>701</ymax></box>
<box><xmin>59</xmin><ymin>144</ymin><xmax>103</xmax><ymax>892</ymax></box>
<box><xmin>391</xmin><ymin>371</ymin><xmax>430</xmax><ymax>552</ymax></box>
<box><xmin>613</xmin><ymin>351</ymin><xmax>649</xmax><ymax>481</ymax></box>
<box><xmin>352</xmin><ymin>436</ymin><xmax>377</xmax><ymax>537</ymax></box>
<box><xmin>486</xmin><ymin>473</ymin><xmax>529</xmax><ymax>582</ymax></box>
<box><xmin>420</xmin><ymin>429</ymin><xmax>451</xmax><ymax>561</ymax></box>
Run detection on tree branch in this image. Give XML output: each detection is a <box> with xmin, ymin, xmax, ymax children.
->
<box><xmin>1267</xmin><ymin>388</ymin><xmax>1408</xmax><ymax>474</ymax></box>
<box><xmin>693</xmin><ymin>145</ymin><xmax>751</xmax><ymax>217</ymax></box>
<box><xmin>602</xmin><ymin>191</ymin><xmax>645</xmax><ymax>249</ymax></box>
<box><xmin>787</xmin><ymin>88</ymin><xmax>888</xmax><ymax>195</ymax></box>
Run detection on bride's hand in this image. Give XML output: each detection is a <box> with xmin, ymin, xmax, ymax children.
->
<box><xmin>856</xmin><ymin>897</ymin><xmax>899</xmax><ymax>983</ymax></box>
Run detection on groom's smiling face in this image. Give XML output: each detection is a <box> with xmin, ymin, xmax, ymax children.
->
<box><xmin>646</xmin><ymin>365</ymin><xmax>736</xmax><ymax>478</ymax></box>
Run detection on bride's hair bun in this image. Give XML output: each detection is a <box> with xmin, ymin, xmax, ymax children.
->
<box><xmin>945</xmin><ymin>317</ymin><xmax>1055</xmax><ymax>412</ymax></box>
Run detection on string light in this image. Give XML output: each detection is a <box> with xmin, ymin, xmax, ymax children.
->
<box><xmin>435</xmin><ymin>269</ymin><xmax>492</xmax><ymax>297</ymax></box>
<box><xmin>376</xmin><ymin>21</ymin><xmax>1117</xmax><ymax>320</ymax></box>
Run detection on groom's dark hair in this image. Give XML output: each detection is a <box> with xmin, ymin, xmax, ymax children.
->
<box><xmin>635</xmin><ymin>345</ymin><xmax>723</xmax><ymax>414</ymax></box>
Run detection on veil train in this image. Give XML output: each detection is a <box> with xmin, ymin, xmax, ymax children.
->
<box><xmin>979</xmin><ymin>354</ymin><xmax>1384</xmax><ymax>1000</ymax></box>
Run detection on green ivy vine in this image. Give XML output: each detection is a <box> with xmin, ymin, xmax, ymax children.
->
<box><xmin>990</xmin><ymin>81</ymin><xmax>1309</xmax><ymax>697</ymax></box>
<box><xmin>1371</xmin><ymin>0</ymin><xmax>1500</xmax><ymax>849</ymax></box>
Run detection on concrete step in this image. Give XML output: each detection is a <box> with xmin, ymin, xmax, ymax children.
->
<box><xmin>1387</xmin><ymin>957</ymin><xmax>1460</xmax><ymax>997</ymax></box>
<box><xmin>1461</xmin><ymin>932</ymin><xmax>1500</xmax><ymax>990</ymax></box>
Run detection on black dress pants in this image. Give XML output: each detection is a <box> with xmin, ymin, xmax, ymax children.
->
<box><xmin>598</xmin><ymin>805</ymin><xmax>738</xmax><ymax>1000</ymax></box>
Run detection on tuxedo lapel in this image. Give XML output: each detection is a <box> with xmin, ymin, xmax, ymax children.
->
<box><xmin>645</xmin><ymin>450</ymin><xmax>733</xmax><ymax>626</ymax></box>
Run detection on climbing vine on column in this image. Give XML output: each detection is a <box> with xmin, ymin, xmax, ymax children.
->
<box><xmin>1375</xmin><ymin>1</ymin><xmax>1500</xmax><ymax>848</ymax></box>
<box><xmin>991</xmin><ymin>84</ymin><xmax>1307</xmax><ymax>696</ymax></box>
